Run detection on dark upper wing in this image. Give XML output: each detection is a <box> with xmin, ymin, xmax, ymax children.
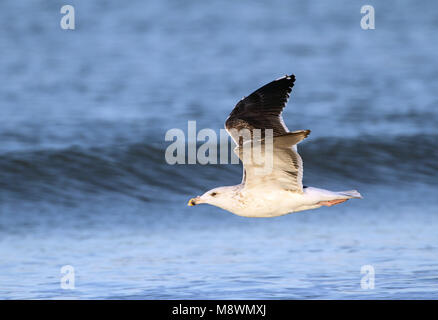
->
<box><xmin>225</xmin><ymin>75</ymin><xmax>295</xmax><ymax>145</ymax></box>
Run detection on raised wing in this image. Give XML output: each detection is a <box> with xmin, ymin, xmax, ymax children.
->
<box><xmin>225</xmin><ymin>75</ymin><xmax>296</xmax><ymax>146</ymax></box>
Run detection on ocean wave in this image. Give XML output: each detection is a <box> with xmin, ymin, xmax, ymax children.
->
<box><xmin>0</xmin><ymin>134</ymin><xmax>436</xmax><ymax>202</ymax></box>
<box><xmin>300</xmin><ymin>133</ymin><xmax>438</xmax><ymax>185</ymax></box>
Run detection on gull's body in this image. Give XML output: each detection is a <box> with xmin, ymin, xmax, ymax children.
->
<box><xmin>188</xmin><ymin>75</ymin><xmax>362</xmax><ymax>217</ymax></box>
<box><xmin>203</xmin><ymin>185</ymin><xmax>361</xmax><ymax>218</ymax></box>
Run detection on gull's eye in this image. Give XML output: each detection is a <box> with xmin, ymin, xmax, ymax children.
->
<box><xmin>210</xmin><ymin>192</ymin><xmax>217</xmax><ymax>197</ymax></box>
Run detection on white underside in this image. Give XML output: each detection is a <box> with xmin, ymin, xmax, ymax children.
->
<box><xmin>219</xmin><ymin>186</ymin><xmax>362</xmax><ymax>218</ymax></box>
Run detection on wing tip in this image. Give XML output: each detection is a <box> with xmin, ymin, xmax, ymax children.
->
<box><xmin>292</xmin><ymin>129</ymin><xmax>311</xmax><ymax>139</ymax></box>
<box><xmin>276</xmin><ymin>74</ymin><xmax>296</xmax><ymax>82</ymax></box>
<box><xmin>303</xmin><ymin>129</ymin><xmax>311</xmax><ymax>138</ymax></box>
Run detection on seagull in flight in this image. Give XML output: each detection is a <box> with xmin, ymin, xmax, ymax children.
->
<box><xmin>188</xmin><ymin>75</ymin><xmax>362</xmax><ymax>217</ymax></box>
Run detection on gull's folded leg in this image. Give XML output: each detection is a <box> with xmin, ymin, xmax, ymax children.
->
<box><xmin>318</xmin><ymin>199</ymin><xmax>348</xmax><ymax>207</ymax></box>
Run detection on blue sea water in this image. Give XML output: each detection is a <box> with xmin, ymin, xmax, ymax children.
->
<box><xmin>0</xmin><ymin>0</ymin><xmax>437</xmax><ymax>299</ymax></box>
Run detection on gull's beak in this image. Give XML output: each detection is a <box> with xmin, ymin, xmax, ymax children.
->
<box><xmin>188</xmin><ymin>196</ymin><xmax>201</xmax><ymax>206</ymax></box>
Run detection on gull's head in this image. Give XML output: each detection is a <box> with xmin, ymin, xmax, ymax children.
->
<box><xmin>188</xmin><ymin>186</ymin><xmax>237</xmax><ymax>209</ymax></box>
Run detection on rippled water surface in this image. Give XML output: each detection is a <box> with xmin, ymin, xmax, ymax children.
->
<box><xmin>0</xmin><ymin>0</ymin><xmax>437</xmax><ymax>299</ymax></box>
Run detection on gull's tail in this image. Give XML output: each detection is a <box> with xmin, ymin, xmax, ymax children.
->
<box><xmin>338</xmin><ymin>190</ymin><xmax>363</xmax><ymax>199</ymax></box>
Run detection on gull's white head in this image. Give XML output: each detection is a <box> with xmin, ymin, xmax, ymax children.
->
<box><xmin>188</xmin><ymin>186</ymin><xmax>238</xmax><ymax>211</ymax></box>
